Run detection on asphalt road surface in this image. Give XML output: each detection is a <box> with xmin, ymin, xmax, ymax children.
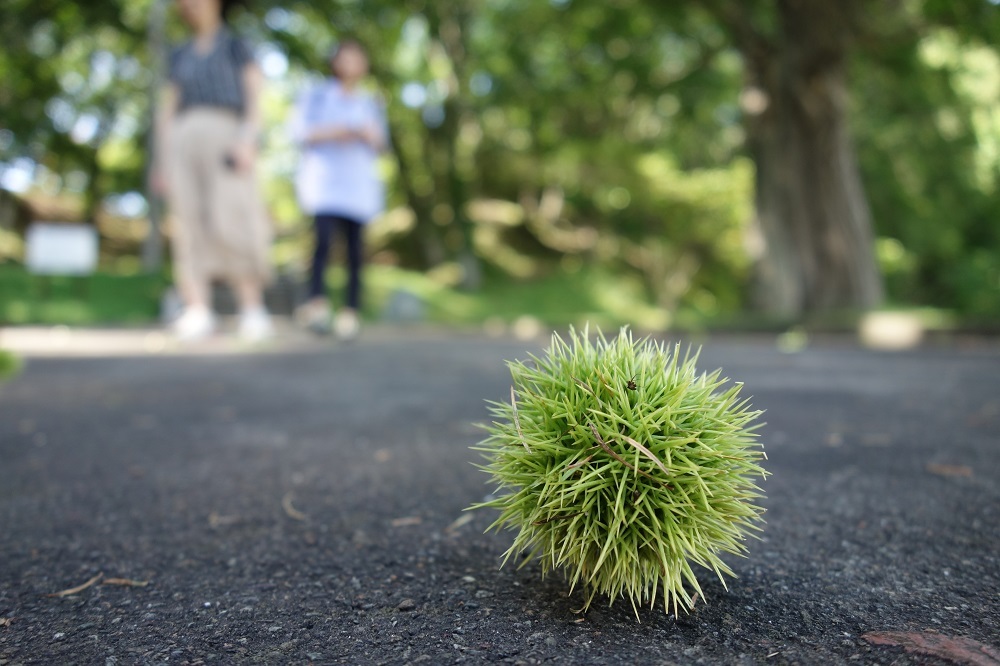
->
<box><xmin>1</xmin><ymin>330</ymin><xmax>998</xmax><ymax>665</ymax></box>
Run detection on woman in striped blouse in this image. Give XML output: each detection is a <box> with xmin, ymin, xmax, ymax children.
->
<box><xmin>153</xmin><ymin>0</ymin><xmax>273</xmax><ymax>342</ymax></box>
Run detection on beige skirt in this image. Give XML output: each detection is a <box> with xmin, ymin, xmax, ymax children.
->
<box><xmin>167</xmin><ymin>108</ymin><xmax>272</xmax><ymax>285</ymax></box>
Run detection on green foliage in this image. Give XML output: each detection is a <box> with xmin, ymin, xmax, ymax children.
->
<box><xmin>0</xmin><ymin>348</ymin><xmax>22</xmax><ymax>380</ymax></box>
<box><xmin>332</xmin><ymin>263</ymin><xmax>668</xmax><ymax>330</ymax></box>
<box><xmin>0</xmin><ymin>265</ymin><xmax>164</xmax><ymax>325</ymax></box>
<box><xmin>472</xmin><ymin>327</ymin><xmax>768</xmax><ymax>616</ymax></box>
<box><xmin>852</xmin><ymin>26</ymin><xmax>1000</xmax><ymax>315</ymax></box>
<box><xmin>3</xmin><ymin>0</ymin><xmax>1000</xmax><ymax>319</ymax></box>
<box><xmin>0</xmin><ymin>0</ymin><xmax>151</xmax><ymax>221</ymax></box>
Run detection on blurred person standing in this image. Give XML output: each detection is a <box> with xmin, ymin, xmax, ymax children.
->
<box><xmin>289</xmin><ymin>39</ymin><xmax>387</xmax><ymax>340</ymax></box>
<box><xmin>152</xmin><ymin>0</ymin><xmax>273</xmax><ymax>341</ymax></box>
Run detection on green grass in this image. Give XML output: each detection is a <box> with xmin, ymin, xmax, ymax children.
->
<box><xmin>0</xmin><ymin>264</ymin><xmax>165</xmax><ymax>325</ymax></box>
<box><xmin>0</xmin><ymin>348</ymin><xmax>21</xmax><ymax>379</ymax></box>
<box><xmin>1</xmin><ymin>261</ymin><xmax>673</xmax><ymax>329</ymax></box>
<box><xmin>0</xmin><ymin>260</ymin><xmax>984</xmax><ymax>335</ymax></box>
<box><xmin>357</xmin><ymin>263</ymin><xmax>671</xmax><ymax>330</ymax></box>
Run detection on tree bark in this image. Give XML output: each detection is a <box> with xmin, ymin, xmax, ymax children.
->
<box><xmin>386</xmin><ymin>114</ymin><xmax>446</xmax><ymax>267</ymax></box>
<box><xmin>365</xmin><ymin>40</ymin><xmax>446</xmax><ymax>269</ymax></box>
<box><xmin>428</xmin><ymin>0</ymin><xmax>482</xmax><ymax>289</ymax></box>
<box><xmin>735</xmin><ymin>0</ymin><xmax>884</xmax><ymax>316</ymax></box>
<box><xmin>142</xmin><ymin>0</ymin><xmax>168</xmax><ymax>273</ymax></box>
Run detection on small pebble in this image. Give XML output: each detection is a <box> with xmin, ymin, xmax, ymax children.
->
<box><xmin>53</xmin><ymin>632</ymin><xmax>65</xmax><ymax>640</ymax></box>
<box><xmin>397</xmin><ymin>598</ymin><xmax>417</xmax><ymax>611</ymax></box>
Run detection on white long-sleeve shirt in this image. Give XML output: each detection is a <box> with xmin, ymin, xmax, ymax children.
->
<box><xmin>288</xmin><ymin>79</ymin><xmax>387</xmax><ymax>222</ymax></box>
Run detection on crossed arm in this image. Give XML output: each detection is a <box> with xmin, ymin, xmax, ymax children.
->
<box><xmin>293</xmin><ymin>86</ymin><xmax>387</xmax><ymax>152</ymax></box>
<box><xmin>304</xmin><ymin>123</ymin><xmax>385</xmax><ymax>151</ymax></box>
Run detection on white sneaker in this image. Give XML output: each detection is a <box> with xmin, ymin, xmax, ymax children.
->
<box><xmin>295</xmin><ymin>300</ymin><xmax>332</xmax><ymax>335</ymax></box>
<box><xmin>172</xmin><ymin>306</ymin><xmax>215</xmax><ymax>341</ymax></box>
<box><xmin>334</xmin><ymin>309</ymin><xmax>360</xmax><ymax>341</ymax></box>
<box><xmin>238</xmin><ymin>307</ymin><xmax>274</xmax><ymax>343</ymax></box>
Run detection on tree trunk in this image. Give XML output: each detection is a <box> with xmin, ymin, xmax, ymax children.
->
<box><xmin>386</xmin><ymin>114</ymin><xmax>446</xmax><ymax>267</ymax></box>
<box><xmin>366</xmin><ymin>42</ymin><xmax>446</xmax><ymax>269</ymax></box>
<box><xmin>142</xmin><ymin>0</ymin><xmax>169</xmax><ymax>273</ymax></box>
<box><xmin>429</xmin><ymin>1</ymin><xmax>482</xmax><ymax>289</ymax></box>
<box><xmin>739</xmin><ymin>1</ymin><xmax>883</xmax><ymax>317</ymax></box>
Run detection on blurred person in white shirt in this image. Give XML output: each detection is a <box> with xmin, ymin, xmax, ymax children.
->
<box><xmin>288</xmin><ymin>38</ymin><xmax>387</xmax><ymax>340</ymax></box>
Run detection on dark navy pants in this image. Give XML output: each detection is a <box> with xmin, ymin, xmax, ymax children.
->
<box><xmin>308</xmin><ymin>213</ymin><xmax>363</xmax><ymax>309</ymax></box>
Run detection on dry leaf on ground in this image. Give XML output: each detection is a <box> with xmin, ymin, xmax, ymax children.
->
<box><xmin>102</xmin><ymin>578</ymin><xmax>149</xmax><ymax>588</ymax></box>
<box><xmin>927</xmin><ymin>463</ymin><xmax>973</xmax><ymax>478</ymax></box>
<box><xmin>864</xmin><ymin>631</ymin><xmax>1000</xmax><ymax>666</ymax></box>
<box><xmin>46</xmin><ymin>573</ymin><xmax>103</xmax><ymax>598</ymax></box>
<box><xmin>281</xmin><ymin>492</ymin><xmax>307</xmax><ymax>521</ymax></box>
<box><xmin>391</xmin><ymin>516</ymin><xmax>422</xmax><ymax>527</ymax></box>
<box><xmin>208</xmin><ymin>511</ymin><xmax>241</xmax><ymax>528</ymax></box>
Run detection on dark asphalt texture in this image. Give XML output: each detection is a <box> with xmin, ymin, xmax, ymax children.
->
<box><xmin>1</xmin><ymin>332</ymin><xmax>998</xmax><ymax>665</ymax></box>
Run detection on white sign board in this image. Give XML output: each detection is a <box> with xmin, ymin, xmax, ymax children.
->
<box><xmin>25</xmin><ymin>222</ymin><xmax>99</xmax><ymax>276</ymax></box>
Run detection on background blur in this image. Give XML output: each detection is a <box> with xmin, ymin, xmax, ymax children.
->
<box><xmin>1</xmin><ymin>0</ymin><xmax>998</xmax><ymax>332</ymax></box>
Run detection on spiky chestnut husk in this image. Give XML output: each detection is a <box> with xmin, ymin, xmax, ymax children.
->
<box><xmin>471</xmin><ymin>327</ymin><xmax>768</xmax><ymax>617</ymax></box>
